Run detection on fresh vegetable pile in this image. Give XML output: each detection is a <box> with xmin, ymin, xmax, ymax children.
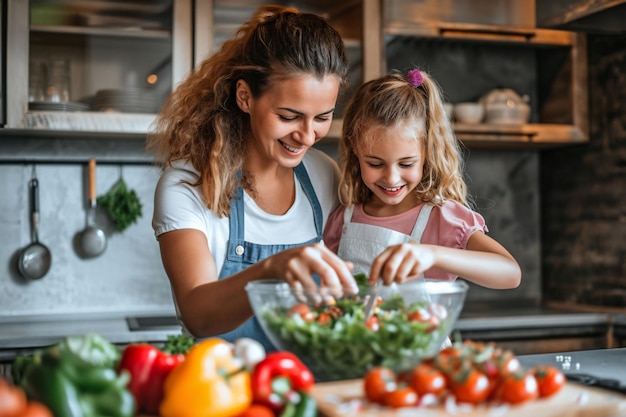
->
<box><xmin>261</xmin><ymin>290</ymin><xmax>452</xmax><ymax>381</ymax></box>
<box><xmin>10</xmin><ymin>333</ymin><xmax>318</xmax><ymax>417</ymax></box>
<box><xmin>11</xmin><ymin>333</ymin><xmax>135</xmax><ymax>417</ymax></box>
<box><xmin>0</xmin><ymin>377</ymin><xmax>52</xmax><ymax>417</ymax></box>
<box><xmin>363</xmin><ymin>339</ymin><xmax>566</xmax><ymax>410</ymax></box>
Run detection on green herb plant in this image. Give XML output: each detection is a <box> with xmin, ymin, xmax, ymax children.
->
<box><xmin>97</xmin><ymin>177</ymin><xmax>143</xmax><ymax>232</ymax></box>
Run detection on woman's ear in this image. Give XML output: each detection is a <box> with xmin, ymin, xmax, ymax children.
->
<box><xmin>235</xmin><ymin>79</ymin><xmax>252</xmax><ymax>113</ymax></box>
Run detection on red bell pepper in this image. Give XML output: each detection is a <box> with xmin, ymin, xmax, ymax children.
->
<box><xmin>117</xmin><ymin>343</ymin><xmax>185</xmax><ymax>414</ymax></box>
<box><xmin>250</xmin><ymin>351</ymin><xmax>315</xmax><ymax>412</ymax></box>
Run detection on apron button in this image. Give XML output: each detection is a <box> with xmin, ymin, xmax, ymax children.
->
<box><xmin>235</xmin><ymin>245</ymin><xmax>244</xmax><ymax>256</ymax></box>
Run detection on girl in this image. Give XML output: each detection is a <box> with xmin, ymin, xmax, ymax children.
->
<box><xmin>323</xmin><ymin>69</ymin><xmax>521</xmax><ymax>289</ymax></box>
<box><xmin>149</xmin><ymin>5</ymin><xmax>357</xmax><ymax>351</ymax></box>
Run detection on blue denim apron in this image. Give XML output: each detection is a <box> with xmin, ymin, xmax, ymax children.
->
<box><xmin>216</xmin><ymin>163</ymin><xmax>323</xmax><ymax>351</ymax></box>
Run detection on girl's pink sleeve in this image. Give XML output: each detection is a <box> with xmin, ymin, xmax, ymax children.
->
<box><xmin>423</xmin><ymin>200</ymin><xmax>489</xmax><ymax>280</ymax></box>
<box><xmin>322</xmin><ymin>205</ymin><xmax>345</xmax><ymax>254</ymax></box>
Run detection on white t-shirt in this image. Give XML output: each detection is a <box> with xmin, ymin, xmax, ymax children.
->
<box><xmin>152</xmin><ymin>148</ymin><xmax>340</xmax><ymax>275</ymax></box>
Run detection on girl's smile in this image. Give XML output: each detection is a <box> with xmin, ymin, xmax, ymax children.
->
<box><xmin>357</xmin><ymin>121</ymin><xmax>426</xmax><ymax>216</ymax></box>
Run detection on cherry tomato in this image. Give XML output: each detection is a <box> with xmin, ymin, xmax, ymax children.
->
<box><xmin>316</xmin><ymin>312</ymin><xmax>332</xmax><ymax>325</ymax></box>
<box><xmin>532</xmin><ymin>365</ymin><xmax>566</xmax><ymax>398</ymax></box>
<box><xmin>384</xmin><ymin>387</ymin><xmax>419</xmax><ymax>408</ymax></box>
<box><xmin>0</xmin><ymin>378</ymin><xmax>27</xmax><ymax>417</ymax></box>
<box><xmin>408</xmin><ymin>308</ymin><xmax>439</xmax><ymax>332</ymax></box>
<box><xmin>363</xmin><ymin>367</ymin><xmax>397</xmax><ymax>404</ymax></box>
<box><xmin>409</xmin><ymin>363</ymin><xmax>447</xmax><ymax>396</ymax></box>
<box><xmin>365</xmin><ymin>315</ymin><xmax>381</xmax><ymax>332</ymax></box>
<box><xmin>287</xmin><ymin>303</ymin><xmax>314</xmax><ymax>322</ymax></box>
<box><xmin>21</xmin><ymin>402</ymin><xmax>53</xmax><ymax>417</ymax></box>
<box><xmin>451</xmin><ymin>368</ymin><xmax>491</xmax><ymax>405</ymax></box>
<box><xmin>497</xmin><ymin>371</ymin><xmax>539</xmax><ymax>405</ymax></box>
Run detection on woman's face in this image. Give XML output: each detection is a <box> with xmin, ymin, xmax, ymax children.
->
<box><xmin>357</xmin><ymin>122</ymin><xmax>426</xmax><ymax>215</ymax></box>
<box><xmin>236</xmin><ymin>74</ymin><xmax>340</xmax><ymax>168</ymax></box>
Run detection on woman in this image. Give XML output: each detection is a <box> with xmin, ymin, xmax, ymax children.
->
<box><xmin>148</xmin><ymin>5</ymin><xmax>356</xmax><ymax>350</ymax></box>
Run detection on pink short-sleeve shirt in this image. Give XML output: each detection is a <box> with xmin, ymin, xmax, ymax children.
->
<box><xmin>323</xmin><ymin>200</ymin><xmax>488</xmax><ymax>280</ymax></box>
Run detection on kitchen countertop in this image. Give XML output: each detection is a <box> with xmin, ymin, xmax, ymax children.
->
<box><xmin>518</xmin><ymin>347</ymin><xmax>626</xmax><ymax>388</ymax></box>
<box><xmin>0</xmin><ymin>309</ymin><xmax>180</xmax><ymax>361</ymax></box>
<box><xmin>0</xmin><ymin>305</ymin><xmax>622</xmax><ymax>362</ymax></box>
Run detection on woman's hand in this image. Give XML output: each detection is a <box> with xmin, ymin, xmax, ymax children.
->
<box><xmin>264</xmin><ymin>242</ymin><xmax>357</xmax><ymax>293</ymax></box>
<box><xmin>369</xmin><ymin>243</ymin><xmax>436</xmax><ymax>286</ymax></box>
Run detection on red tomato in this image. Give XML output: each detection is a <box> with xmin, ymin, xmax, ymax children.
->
<box><xmin>363</xmin><ymin>367</ymin><xmax>397</xmax><ymax>404</ymax></box>
<box><xmin>409</xmin><ymin>363</ymin><xmax>447</xmax><ymax>396</ymax></box>
<box><xmin>384</xmin><ymin>387</ymin><xmax>419</xmax><ymax>408</ymax></box>
<box><xmin>20</xmin><ymin>402</ymin><xmax>53</xmax><ymax>417</ymax></box>
<box><xmin>365</xmin><ymin>315</ymin><xmax>381</xmax><ymax>332</ymax></box>
<box><xmin>316</xmin><ymin>312</ymin><xmax>332</xmax><ymax>325</ymax></box>
<box><xmin>497</xmin><ymin>371</ymin><xmax>539</xmax><ymax>405</ymax></box>
<box><xmin>532</xmin><ymin>365</ymin><xmax>566</xmax><ymax>398</ymax></box>
<box><xmin>0</xmin><ymin>378</ymin><xmax>27</xmax><ymax>417</ymax></box>
<box><xmin>451</xmin><ymin>368</ymin><xmax>491</xmax><ymax>405</ymax></box>
<box><xmin>287</xmin><ymin>303</ymin><xmax>314</xmax><ymax>322</ymax></box>
<box><xmin>408</xmin><ymin>308</ymin><xmax>440</xmax><ymax>332</ymax></box>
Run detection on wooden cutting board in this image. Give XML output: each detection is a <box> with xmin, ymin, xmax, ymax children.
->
<box><xmin>310</xmin><ymin>379</ymin><xmax>626</xmax><ymax>417</ymax></box>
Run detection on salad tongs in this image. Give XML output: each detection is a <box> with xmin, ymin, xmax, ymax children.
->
<box><xmin>363</xmin><ymin>278</ymin><xmax>382</xmax><ymax>320</ymax></box>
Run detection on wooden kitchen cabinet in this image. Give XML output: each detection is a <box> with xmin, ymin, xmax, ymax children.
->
<box><xmin>4</xmin><ymin>0</ymin><xmax>193</xmax><ymax>132</ymax></box>
<box><xmin>328</xmin><ymin>0</ymin><xmax>589</xmax><ymax>148</ymax></box>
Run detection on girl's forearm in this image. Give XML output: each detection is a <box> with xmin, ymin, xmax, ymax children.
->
<box><xmin>430</xmin><ymin>244</ymin><xmax>521</xmax><ymax>289</ymax></box>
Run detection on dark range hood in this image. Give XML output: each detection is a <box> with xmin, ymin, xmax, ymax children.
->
<box><xmin>536</xmin><ymin>0</ymin><xmax>626</xmax><ymax>33</ymax></box>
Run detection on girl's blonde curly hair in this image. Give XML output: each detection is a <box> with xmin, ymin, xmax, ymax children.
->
<box><xmin>147</xmin><ymin>5</ymin><xmax>349</xmax><ymax>216</ymax></box>
<box><xmin>339</xmin><ymin>69</ymin><xmax>469</xmax><ymax>208</ymax></box>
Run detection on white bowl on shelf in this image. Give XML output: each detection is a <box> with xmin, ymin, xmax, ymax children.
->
<box><xmin>454</xmin><ymin>102</ymin><xmax>484</xmax><ymax>124</ymax></box>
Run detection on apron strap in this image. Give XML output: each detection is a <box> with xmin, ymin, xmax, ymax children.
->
<box><xmin>294</xmin><ymin>163</ymin><xmax>323</xmax><ymax>237</ymax></box>
<box><xmin>410</xmin><ymin>203</ymin><xmax>434</xmax><ymax>242</ymax></box>
<box><xmin>343</xmin><ymin>204</ymin><xmax>355</xmax><ymax>225</ymax></box>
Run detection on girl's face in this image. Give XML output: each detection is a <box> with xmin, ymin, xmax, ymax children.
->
<box><xmin>357</xmin><ymin>122</ymin><xmax>426</xmax><ymax>215</ymax></box>
<box><xmin>236</xmin><ymin>74</ymin><xmax>340</xmax><ymax>169</ymax></box>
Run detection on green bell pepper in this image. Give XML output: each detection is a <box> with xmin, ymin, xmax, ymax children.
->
<box><xmin>12</xmin><ymin>333</ymin><xmax>135</xmax><ymax>417</ymax></box>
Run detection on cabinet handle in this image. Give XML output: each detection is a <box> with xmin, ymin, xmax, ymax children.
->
<box><xmin>438</xmin><ymin>24</ymin><xmax>537</xmax><ymax>41</ymax></box>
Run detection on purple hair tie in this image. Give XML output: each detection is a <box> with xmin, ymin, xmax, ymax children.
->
<box><xmin>407</xmin><ymin>69</ymin><xmax>424</xmax><ymax>88</ymax></box>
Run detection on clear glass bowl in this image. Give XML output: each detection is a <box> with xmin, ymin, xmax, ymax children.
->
<box><xmin>246</xmin><ymin>279</ymin><xmax>468</xmax><ymax>382</ymax></box>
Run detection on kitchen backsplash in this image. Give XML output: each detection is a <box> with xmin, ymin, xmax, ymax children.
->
<box><xmin>0</xmin><ymin>140</ymin><xmax>541</xmax><ymax>318</ymax></box>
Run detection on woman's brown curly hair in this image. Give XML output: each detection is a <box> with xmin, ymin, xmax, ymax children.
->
<box><xmin>147</xmin><ymin>5</ymin><xmax>349</xmax><ymax>216</ymax></box>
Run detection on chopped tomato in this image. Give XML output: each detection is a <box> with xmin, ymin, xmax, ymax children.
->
<box><xmin>316</xmin><ymin>312</ymin><xmax>332</xmax><ymax>325</ymax></box>
<box><xmin>287</xmin><ymin>303</ymin><xmax>314</xmax><ymax>322</ymax></box>
<box><xmin>384</xmin><ymin>387</ymin><xmax>419</xmax><ymax>408</ymax></box>
<box><xmin>407</xmin><ymin>308</ymin><xmax>440</xmax><ymax>332</ymax></box>
<box><xmin>532</xmin><ymin>365</ymin><xmax>566</xmax><ymax>398</ymax></box>
<box><xmin>365</xmin><ymin>315</ymin><xmax>381</xmax><ymax>332</ymax></box>
<box><xmin>497</xmin><ymin>371</ymin><xmax>539</xmax><ymax>405</ymax></box>
<box><xmin>409</xmin><ymin>363</ymin><xmax>447</xmax><ymax>396</ymax></box>
<box><xmin>363</xmin><ymin>367</ymin><xmax>397</xmax><ymax>404</ymax></box>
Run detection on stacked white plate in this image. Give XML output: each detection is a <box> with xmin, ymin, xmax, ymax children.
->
<box><xmin>95</xmin><ymin>88</ymin><xmax>158</xmax><ymax>114</ymax></box>
<box><xmin>29</xmin><ymin>101</ymin><xmax>90</xmax><ymax>112</ymax></box>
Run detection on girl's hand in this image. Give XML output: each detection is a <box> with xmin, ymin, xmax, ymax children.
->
<box><xmin>369</xmin><ymin>243</ymin><xmax>435</xmax><ymax>285</ymax></box>
<box><xmin>265</xmin><ymin>242</ymin><xmax>357</xmax><ymax>294</ymax></box>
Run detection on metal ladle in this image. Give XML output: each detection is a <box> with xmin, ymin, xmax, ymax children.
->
<box><xmin>18</xmin><ymin>173</ymin><xmax>52</xmax><ymax>280</ymax></box>
<box><xmin>79</xmin><ymin>159</ymin><xmax>107</xmax><ymax>258</ymax></box>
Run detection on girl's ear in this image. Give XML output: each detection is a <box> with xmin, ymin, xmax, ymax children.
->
<box><xmin>235</xmin><ymin>79</ymin><xmax>252</xmax><ymax>113</ymax></box>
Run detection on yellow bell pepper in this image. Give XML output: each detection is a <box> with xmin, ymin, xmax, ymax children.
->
<box><xmin>159</xmin><ymin>338</ymin><xmax>252</xmax><ymax>417</ymax></box>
